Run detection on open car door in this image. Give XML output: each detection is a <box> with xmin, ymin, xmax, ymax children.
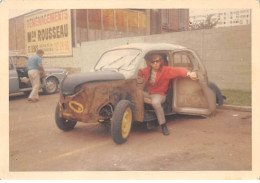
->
<box><xmin>170</xmin><ymin>49</ymin><xmax>216</xmax><ymax>116</ymax></box>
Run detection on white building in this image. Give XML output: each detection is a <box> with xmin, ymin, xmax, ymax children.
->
<box><xmin>189</xmin><ymin>9</ymin><xmax>251</xmax><ymax>28</ymax></box>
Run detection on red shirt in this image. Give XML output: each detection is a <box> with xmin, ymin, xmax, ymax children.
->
<box><xmin>138</xmin><ymin>66</ymin><xmax>188</xmax><ymax>96</ymax></box>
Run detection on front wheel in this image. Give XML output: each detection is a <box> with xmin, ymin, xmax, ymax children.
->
<box><xmin>43</xmin><ymin>77</ymin><xmax>58</xmax><ymax>94</ymax></box>
<box><xmin>55</xmin><ymin>104</ymin><xmax>77</xmax><ymax>131</ymax></box>
<box><xmin>111</xmin><ymin>100</ymin><xmax>133</xmax><ymax>144</ymax></box>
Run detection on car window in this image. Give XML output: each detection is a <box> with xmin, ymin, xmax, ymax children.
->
<box><xmin>171</xmin><ymin>52</ymin><xmax>193</xmax><ymax>70</ymax></box>
<box><xmin>94</xmin><ymin>49</ymin><xmax>142</xmax><ymax>72</ymax></box>
<box><xmin>12</xmin><ymin>56</ymin><xmax>28</xmax><ymax>68</ymax></box>
<box><xmin>9</xmin><ymin>58</ymin><xmax>14</xmax><ymax>70</ymax></box>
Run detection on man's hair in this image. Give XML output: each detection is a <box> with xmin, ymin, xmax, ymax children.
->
<box><xmin>149</xmin><ymin>54</ymin><xmax>163</xmax><ymax>61</ymax></box>
<box><xmin>145</xmin><ymin>53</ymin><xmax>163</xmax><ymax>62</ymax></box>
<box><xmin>36</xmin><ymin>49</ymin><xmax>44</xmax><ymax>55</ymax></box>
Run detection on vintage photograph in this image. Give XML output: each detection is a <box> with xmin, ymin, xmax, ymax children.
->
<box><xmin>8</xmin><ymin>8</ymin><xmax>252</xmax><ymax>172</ymax></box>
<box><xmin>2</xmin><ymin>0</ymin><xmax>259</xmax><ymax>179</ymax></box>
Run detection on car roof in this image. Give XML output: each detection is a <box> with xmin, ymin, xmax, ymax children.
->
<box><xmin>107</xmin><ymin>43</ymin><xmax>186</xmax><ymax>52</ymax></box>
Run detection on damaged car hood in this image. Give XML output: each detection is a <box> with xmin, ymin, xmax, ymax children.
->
<box><xmin>61</xmin><ymin>71</ymin><xmax>125</xmax><ymax>95</ymax></box>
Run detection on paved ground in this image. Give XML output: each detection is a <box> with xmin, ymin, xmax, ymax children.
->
<box><xmin>9</xmin><ymin>92</ymin><xmax>252</xmax><ymax>171</ymax></box>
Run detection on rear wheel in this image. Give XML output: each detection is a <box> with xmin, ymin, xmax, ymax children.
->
<box><xmin>43</xmin><ymin>77</ymin><xmax>58</xmax><ymax>94</ymax></box>
<box><xmin>55</xmin><ymin>103</ymin><xmax>77</xmax><ymax>131</ymax></box>
<box><xmin>111</xmin><ymin>100</ymin><xmax>133</xmax><ymax>144</ymax></box>
<box><xmin>208</xmin><ymin>81</ymin><xmax>225</xmax><ymax>106</ymax></box>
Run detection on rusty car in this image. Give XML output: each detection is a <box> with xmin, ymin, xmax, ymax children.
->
<box><xmin>55</xmin><ymin>43</ymin><xmax>224</xmax><ymax>144</ymax></box>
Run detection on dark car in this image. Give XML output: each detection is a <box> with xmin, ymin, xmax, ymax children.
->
<box><xmin>55</xmin><ymin>43</ymin><xmax>225</xmax><ymax>144</ymax></box>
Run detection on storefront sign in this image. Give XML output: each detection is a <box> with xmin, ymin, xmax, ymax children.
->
<box><xmin>25</xmin><ymin>9</ymin><xmax>72</xmax><ymax>56</ymax></box>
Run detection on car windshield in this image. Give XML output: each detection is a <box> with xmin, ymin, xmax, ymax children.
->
<box><xmin>94</xmin><ymin>49</ymin><xmax>141</xmax><ymax>72</ymax></box>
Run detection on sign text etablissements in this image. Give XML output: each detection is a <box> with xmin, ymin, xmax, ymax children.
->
<box><xmin>25</xmin><ymin>9</ymin><xmax>72</xmax><ymax>56</ymax></box>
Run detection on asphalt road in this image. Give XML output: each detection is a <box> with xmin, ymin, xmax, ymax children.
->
<box><xmin>9</xmin><ymin>92</ymin><xmax>252</xmax><ymax>171</ymax></box>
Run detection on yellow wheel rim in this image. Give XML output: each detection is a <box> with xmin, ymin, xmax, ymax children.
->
<box><xmin>121</xmin><ymin>107</ymin><xmax>132</xmax><ymax>139</ymax></box>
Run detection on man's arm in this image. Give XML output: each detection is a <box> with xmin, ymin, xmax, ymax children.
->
<box><xmin>37</xmin><ymin>56</ymin><xmax>46</xmax><ymax>77</ymax></box>
<box><xmin>168</xmin><ymin>67</ymin><xmax>197</xmax><ymax>80</ymax></box>
<box><xmin>39</xmin><ymin>64</ymin><xmax>46</xmax><ymax>77</ymax></box>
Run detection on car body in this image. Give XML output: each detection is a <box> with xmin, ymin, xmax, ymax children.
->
<box><xmin>55</xmin><ymin>43</ymin><xmax>225</xmax><ymax>144</ymax></box>
<box><xmin>9</xmin><ymin>55</ymin><xmax>67</xmax><ymax>95</ymax></box>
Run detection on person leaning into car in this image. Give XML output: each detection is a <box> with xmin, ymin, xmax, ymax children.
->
<box><xmin>27</xmin><ymin>49</ymin><xmax>46</xmax><ymax>102</ymax></box>
<box><xmin>138</xmin><ymin>53</ymin><xmax>197</xmax><ymax>136</ymax></box>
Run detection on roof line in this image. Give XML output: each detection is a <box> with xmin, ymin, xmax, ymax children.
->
<box><xmin>9</xmin><ymin>9</ymin><xmax>42</xmax><ymax>20</ymax></box>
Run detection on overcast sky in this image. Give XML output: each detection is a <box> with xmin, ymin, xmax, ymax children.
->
<box><xmin>9</xmin><ymin>9</ymin><xmax>36</xmax><ymax>19</ymax></box>
<box><xmin>9</xmin><ymin>9</ymin><xmax>245</xmax><ymax>19</ymax></box>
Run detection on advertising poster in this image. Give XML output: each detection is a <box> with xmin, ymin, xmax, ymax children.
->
<box><xmin>25</xmin><ymin>9</ymin><xmax>72</xmax><ymax>56</ymax></box>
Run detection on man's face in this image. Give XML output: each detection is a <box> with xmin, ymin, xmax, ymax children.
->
<box><xmin>150</xmin><ymin>55</ymin><xmax>162</xmax><ymax>71</ymax></box>
<box><xmin>38</xmin><ymin>53</ymin><xmax>44</xmax><ymax>58</ymax></box>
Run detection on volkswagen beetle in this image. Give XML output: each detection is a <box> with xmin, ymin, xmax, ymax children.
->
<box><xmin>56</xmin><ymin>43</ymin><xmax>224</xmax><ymax>144</ymax></box>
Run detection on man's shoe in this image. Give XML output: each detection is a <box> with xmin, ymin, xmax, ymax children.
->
<box><xmin>161</xmin><ymin>124</ymin><xmax>169</xmax><ymax>136</ymax></box>
<box><xmin>31</xmin><ymin>99</ymin><xmax>39</xmax><ymax>103</ymax></box>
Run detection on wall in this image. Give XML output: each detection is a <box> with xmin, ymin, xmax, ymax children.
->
<box><xmin>43</xmin><ymin>25</ymin><xmax>251</xmax><ymax>91</ymax></box>
<box><xmin>9</xmin><ymin>16</ymin><xmax>26</xmax><ymax>53</ymax></box>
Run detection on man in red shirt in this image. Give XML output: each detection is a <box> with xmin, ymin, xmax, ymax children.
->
<box><xmin>138</xmin><ymin>53</ymin><xmax>197</xmax><ymax>136</ymax></box>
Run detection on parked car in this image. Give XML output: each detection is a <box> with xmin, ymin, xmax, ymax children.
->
<box><xmin>9</xmin><ymin>55</ymin><xmax>67</xmax><ymax>95</ymax></box>
<box><xmin>55</xmin><ymin>43</ymin><xmax>225</xmax><ymax>144</ymax></box>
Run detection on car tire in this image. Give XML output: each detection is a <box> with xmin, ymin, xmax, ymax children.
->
<box><xmin>208</xmin><ymin>81</ymin><xmax>225</xmax><ymax>106</ymax></box>
<box><xmin>43</xmin><ymin>77</ymin><xmax>58</xmax><ymax>94</ymax></box>
<box><xmin>111</xmin><ymin>100</ymin><xmax>133</xmax><ymax>144</ymax></box>
<box><xmin>55</xmin><ymin>103</ymin><xmax>77</xmax><ymax>131</ymax></box>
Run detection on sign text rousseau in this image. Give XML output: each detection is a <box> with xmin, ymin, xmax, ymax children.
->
<box><xmin>25</xmin><ymin>9</ymin><xmax>72</xmax><ymax>56</ymax></box>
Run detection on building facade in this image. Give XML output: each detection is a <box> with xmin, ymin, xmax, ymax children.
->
<box><xmin>189</xmin><ymin>9</ymin><xmax>251</xmax><ymax>28</ymax></box>
<box><xmin>9</xmin><ymin>9</ymin><xmax>189</xmax><ymax>56</ymax></box>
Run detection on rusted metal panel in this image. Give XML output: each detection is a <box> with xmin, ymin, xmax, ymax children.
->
<box><xmin>115</xmin><ymin>10</ymin><xmax>128</xmax><ymax>32</ymax></box>
<box><xmin>9</xmin><ymin>19</ymin><xmax>17</xmax><ymax>51</ymax></box>
<box><xmin>150</xmin><ymin>9</ymin><xmax>161</xmax><ymax>34</ymax></box>
<box><xmin>15</xmin><ymin>16</ymin><xmax>26</xmax><ymax>54</ymax></box>
<box><xmin>139</xmin><ymin>12</ymin><xmax>146</xmax><ymax>29</ymax></box>
<box><xmin>103</xmin><ymin>9</ymin><xmax>114</xmax><ymax>31</ymax></box>
<box><xmin>166</xmin><ymin>9</ymin><xmax>189</xmax><ymax>31</ymax></box>
<box><xmin>59</xmin><ymin>79</ymin><xmax>144</xmax><ymax>123</ymax></box>
<box><xmin>88</xmin><ymin>9</ymin><xmax>101</xmax><ymax>29</ymax></box>
<box><xmin>76</xmin><ymin>9</ymin><xmax>87</xmax><ymax>28</ymax></box>
<box><xmin>182</xmin><ymin>9</ymin><xmax>190</xmax><ymax>30</ymax></box>
<box><xmin>76</xmin><ymin>9</ymin><xmax>88</xmax><ymax>43</ymax></box>
<box><xmin>9</xmin><ymin>17</ymin><xmax>26</xmax><ymax>53</ymax></box>
<box><xmin>169</xmin><ymin>9</ymin><xmax>179</xmax><ymax>31</ymax></box>
<box><xmin>128</xmin><ymin>11</ymin><xmax>138</xmax><ymax>32</ymax></box>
